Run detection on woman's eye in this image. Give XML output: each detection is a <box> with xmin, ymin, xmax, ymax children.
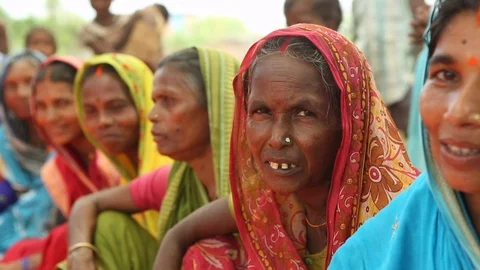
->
<box><xmin>253</xmin><ymin>108</ymin><xmax>270</xmax><ymax>115</ymax></box>
<box><xmin>433</xmin><ymin>70</ymin><xmax>458</xmax><ymax>82</ymax></box>
<box><xmin>161</xmin><ymin>97</ymin><xmax>173</xmax><ymax>107</ymax></box>
<box><xmin>297</xmin><ymin>110</ymin><xmax>315</xmax><ymax>117</ymax></box>
<box><xmin>56</xmin><ymin>99</ymin><xmax>72</xmax><ymax>108</ymax></box>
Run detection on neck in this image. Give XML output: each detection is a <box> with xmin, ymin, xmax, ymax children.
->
<box><xmin>125</xmin><ymin>147</ymin><xmax>139</xmax><ymax>172</ymax></box>
<box><xmin>463</xmin><ymin>193</ymin><xmax>480</xmax><ymax>237</ymax></box>
<box><xmin>296</xmin><ymin>182</ymin><xmax>330</xmax><ymax>224</ymax></box>
<box><xmin>69</xmin><ymin>135</ymin><xmax>95</xmax><ymax>168</ymax></box>
<box><xmin>188</xmin><ymin>146</ymin><xmax>215</xmax><ymax>201</ymax></box>
<box><xmin>95</xmin><ymin>11</ymin><xmax>115</xmax><ymax>25</ymax></box>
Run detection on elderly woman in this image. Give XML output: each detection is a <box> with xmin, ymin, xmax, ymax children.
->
<box><xmin>155</xmin><ymin>24</ymin><xmax>419</xmax><ymax>269</ymax></box>
<box><xmin>329</xmin><ymin>0</ymin><xmax>480</xmax><ymax>268</ymax></box>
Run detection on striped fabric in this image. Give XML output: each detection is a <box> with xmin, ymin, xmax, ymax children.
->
<box><xmin>156</xmin><ymin>48</ymin><xmax>239</xmax><ymax>243</ymax></box>
<box><xmin>352</xmin><ymin>0</ymin><xmax>414</xmax><ymax>105</ymax></box>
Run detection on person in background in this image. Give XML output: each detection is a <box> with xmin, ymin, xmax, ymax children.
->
<box><xmin>0</xmin><ymin>51</ymin><xmax>54</xmax><ymax>255</ymax></box>
<box><xmin>284</xmin><ymin>0</ymin><xmax>342</xmax><ymax>30</ymax></box>
<box><xmin>351</xmin><ymin>0</ymin><xmax>416</xmax><ymax>137</ymax></box>
<box><xmin>79</xmin><ymin>0</ymin><xmax>169</xmax><ymax>70</ymax></box>
<box><xmin>25</xmin><ymin>27</ymin><xmax>57</xmax><ymax>57</ymax></box>
<box><xmin>0</xmin><ymin>21</ymin><xmax>8</xmax><ymax>56</ymax></box>
<box><xmin>329</xmin><ymin>0</ymin><xmax>480</xmax><ymax>268</ymax></box>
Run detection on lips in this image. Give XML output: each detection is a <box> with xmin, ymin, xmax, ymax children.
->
<box><xmin>439</xmin><ymin>139</ymin><xmax>480</xmax><ymax>168</ymax></box>
<box><xmin>263</xmin><ymin>157</ymin><xmax>301</xmax><ymax>176</ymax></box>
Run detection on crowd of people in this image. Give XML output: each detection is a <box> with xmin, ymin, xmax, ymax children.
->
<box><xmin>0</xmin><ymin>0</ymin><xmax>479</xmax><ymax>269</ymax></box>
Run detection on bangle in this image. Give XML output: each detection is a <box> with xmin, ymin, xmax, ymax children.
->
<box><xmin>68</xmin><ymin>242</ymin><xmax>99</xmax><ymax>255</ymax></box>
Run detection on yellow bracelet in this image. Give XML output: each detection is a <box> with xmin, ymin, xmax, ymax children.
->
<box><xmin>68</xmin><ymin>242</ymin><xmax>99</xmax><ymax>255</ymax></box>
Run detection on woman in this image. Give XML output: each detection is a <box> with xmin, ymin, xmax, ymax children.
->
<box><xmin>65</xmin><ymin>47</ymin><xmax>238</xmax><ymax>270</ymax></box>
<box><xmin>0</xmin><ymin>56</ymin><xmax>121</xmax><ymax>269</ymax></box>
<box><xmin>72</xmin><ymin>53</ymin><xmax>171</xmax><ymax>237</ymax></box>
<box><xmin>80</xmin><ymin>0</ymin><xmax>168</xmax><ymax>70</ymax></box>
<box><xmin>0</xmin><ymin>51</ymin><xmax>54</xmax><ymax>254</ymax></box>
<box><xmin>329</xmin><ymin>0</ymin><xmax>480</xmax><ymax>268</ymax></box>
<box><xmin>155</xmin><ymin>24</ymin><xmax>419</xmax><ymax>269</ymax></box>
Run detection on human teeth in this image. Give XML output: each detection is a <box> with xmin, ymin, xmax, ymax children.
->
<box><xmin>270</xmin><ymin>162</ymin><xmax>279</xmax><ymax>170</ymax></box>
<box><xmin>291</xmin><ymin>164</ymin><xmax>297</xmax><ymax>168</ymax></box>
<box><xmin>446</xmin><ymin>144</ymin><xmax>480</xmax><ymax>156</ymax></box>
<box><xmin>281</xmin><ymin>163</ymin><xmax>288</xmax><ymax>169</ymax></box>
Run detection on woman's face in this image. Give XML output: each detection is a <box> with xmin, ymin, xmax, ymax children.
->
<box><xmin>285</xmin><ymin>0</ymin><xmax>329</xmax><ymax>28</ymax></box>
<box><xmin>81</xmin><ymin>72</ymin><xmax>139</xmax><ymax>156</ymax></box>
<box><xmin>246</xmin><ymin>53</ymin><xmax>342</xmax><ymax>194</ymax></box>
<box><xmin>3</xmin><ymin>59</ymin><xmax>37</xmax><ymax>119</ymax></box>
<box><xmin>149</xmin><ymin>66</ymin><xmax>210</xmax><ymax>161</ymax></box>
<box><xmin>421</xmin><ymin>11</ymin><xmax>480</xmax><ymax>194</ymax></box>
<box><xmin>34</xmin><ymin>77</ymin><xmax>83</xmax><ymax>146</ymax></box>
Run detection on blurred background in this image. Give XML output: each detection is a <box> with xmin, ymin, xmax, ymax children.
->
<box><xmin>0</xmin><ymin>0</ymin><xmax>357</xmax><ymax>59</ymax></box>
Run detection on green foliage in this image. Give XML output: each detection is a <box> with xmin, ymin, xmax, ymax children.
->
<box><xmin>1</xmin><ymin>1</ymin><xmax>86</xmax><ymax>55</ymax></box>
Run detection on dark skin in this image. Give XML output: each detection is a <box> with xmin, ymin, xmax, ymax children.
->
<box><xmin>409</xmin><ymin>0</ymin><xmax>430</xmax><ymax>55</ymax></box>
<box><xmin>420</xmin><ymin>11</ymin><xmax>480</xmax><ymax>237</ymax></box>
<box><xmin>3</xmin><ymin>59</ymin><xmax>43</xmax><ymax>148</ymax></box>
<box><xmin>81</xmin><ymin>72</ymin><xmax>140</xmax><ymax>166</ymax></box>
<box><xmin>67</xmin><ymin>65</ymin><xmax>215</xmax><ymax>270</ymax></box>
<box><xmin>155</xmin><ymin>53</ymin><xmax>342</xmax><ymax>268</ymax></box>
<box><xmin>26</xmin><ymin>29</ymin><xmax>56</xmax><ymax>57</ymax></box>
<box><xmin>0</xmin><ymin>79</ymin><xmax>95</xmax><ymax>270</ymax></box>
<box><xmin>285</xmin><ymin>0</ymin><xmax>336</xmax><ymax>29</ymax></box>
<box><xmin>0</xmin><ymin>21</ymin><xmax>8</xmax><ymax>54</ymax></box>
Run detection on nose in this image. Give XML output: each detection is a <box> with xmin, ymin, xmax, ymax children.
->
<box><xmin>98</xmin><ymin>111</ymin><xmax>114</xmax><ymax>127</ymax></box>
<box><xmin>148</xmin><ymin>106</ymin><xmax>159</xmax><ymax>123</ymax></box>
<box><xmin>444</xmin><ymin>74</ymin><xmax>480</xmax><ymax>127</ymax></box>
<box><xmin>45</xmin><ymin>106</ymin><xmax>58</xmax><ymax>123</ymax></box>
<box><xmin>268</xmin><ymin>116</ymin><xmax>291</xmax><ymax>149</ymax></box>
<box><xmin>17</xmin><ymin>83</ymin><xmax>31</xmax><ymax>99</ymax></box>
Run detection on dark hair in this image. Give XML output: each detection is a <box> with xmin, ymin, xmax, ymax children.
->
<box><xmin>81</xmin><ymin>64</ymin><xmax>132</xmax><ymax>101</ymax></box>
<box><xmin>36</xmin><ymin>62</ymin><xmax>77</xmax><ymax>85</ymax></box>
<box><xmin>154</xmin><ymin>4</ymin><xmax>170</xmax><ymax>23</ymax></box>
<box><xmin>25</xmin><ymin>26</ymin><xmax>57</xmax><ymax>52</ymax></box>
<box><xmin>246</xmin><ymin>36</ymin><xmax>341</xmax><ymax>126</ymax></box>
<box><xmin>284</xmin><ymin>0</ymin><xmax>342</xmax><ymax>30</ymax></box>
<box><xmin>428</xmin><ymin>0</ymin><xmax>480</xmax><ymax>57</ymax></box>
<box><xmin>156</xmin><ymin>47</ymin><xmax>206</xmax><ymax>106</ymax></box>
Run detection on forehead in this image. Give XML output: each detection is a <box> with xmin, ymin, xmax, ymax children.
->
<box><xmin>6</xmin><ymin>59</ymin><xmax>36</xmax><ymax>78</ymax></box>
<box><xmin>35</xmin><ymin>80</ymin><xmax>73</xmax><ymax>97</ymax></box>
<box><xmin>434</xmin><ymin>11</ymin><xmax>480</xmax><ymax>57</ymax></box>
<box><xmin>82</xmin><ymin>73</ymin><xmax>130</xmax><ymax>101</ymax></box>
<box><xmin>249</xmin><ymin>53</ymin><xmax>327</xmax><ymax>99</ymax></box>
<box><xmin>154</xmin><ymin>66</ymin><xmax>201</xmax><ymax>95</ymax></box>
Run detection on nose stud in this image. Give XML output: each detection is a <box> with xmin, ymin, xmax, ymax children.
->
<box><xmin>471</xmin><ymin>113</ymin><xmax>480</xmax><ymax>122</ymax></box>
<box><xmin>284</xmin><ymin>137</ymin><xmax>291</xmax><ymax>144</ymax></box>
<box><xmin>151</xmin><ymin>113</ymin><xmax>159</xmax><ymax>119</ymax></box>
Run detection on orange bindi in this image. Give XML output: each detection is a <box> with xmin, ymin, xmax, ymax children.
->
<box><xmin>95</xmin><ymin>65</ymin><xmax>103</xmax><ymax>77</ymax></box>
<box><xmin>477</xmin><ymin>9</ymin><xmax>480</xmax><ymax>25</ymax></box>
<box><xmin>468</xmin><ymin>56</ymin><xmax>478</xmax><ymax>66</ymax></box>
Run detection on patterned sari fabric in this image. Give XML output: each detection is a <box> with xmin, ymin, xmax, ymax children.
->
<box><xmin>227</xmin><ymin>24</ymin><xmax>419</xmax><ymax>269</ymax></box>
<box><xmin>74</xmin><ymin>53</ymin><xmax>171</xmax><ymax>236</ymax></box>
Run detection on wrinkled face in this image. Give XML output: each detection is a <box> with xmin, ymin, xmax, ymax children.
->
<box><xmin>246</xmin><ymin>53</ymin><xmax>342</xmax><ymax>194</ymax></box>
<box><xmin>285</xmin><ymin>0</ymin><xmax>329</xmax><ymax>27</ymax></box>
<box><xmin>81</xmin><ymin>72</ymin><xmax>139</xmax><ymax>155</ymax></box>
<box><xmin>149</xmin><ymin>66</ymin><xmax>210</xmax><ymax>161</ymax></box>
<box><xmin>420</xmin><ymin>11</ymin><xmax>480</xmax><ymax>194</ymax></box>
<box><xmin>34</xmin><ymin>78</ymin><xmax>83</xmax><ymax>146</ymax></box>
<box><xmin>90</xmin><ymin>0</ymin><xmax>112</xmax><ymax>14</ymax></box>
<box><xmin>27</xmin><ymin>30</ymin><xmax>55</xmax><ymax>57</ymax></box>
<box><xmin>3</xmin><ymin>59</ymin><xmax>37</xmax><ymax>119</ymax></box>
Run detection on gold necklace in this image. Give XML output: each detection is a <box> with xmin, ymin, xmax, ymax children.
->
<box><xmin>305</xmin><ymin>217</ymin><xmax>327</xmax><ymax>228</ymax></box>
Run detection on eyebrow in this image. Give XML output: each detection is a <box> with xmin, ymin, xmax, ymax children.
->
<box><xmin>429</xmin><ymin>54</ymin><xmax>456</xmax><ymax>66</ymax></box>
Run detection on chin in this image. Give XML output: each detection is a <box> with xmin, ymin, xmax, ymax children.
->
<box><xmin>442</xmin><ymin>170</ymin><xmax>480</xmax><ymax>195</ymax></box>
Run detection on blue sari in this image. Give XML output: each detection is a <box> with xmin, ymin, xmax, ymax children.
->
<box><xmin>0</xmin><ymin>51</ymin><xmax>53</xmax><ymax>253</ymax></box>
<box><xmin>329</xmin><ymin>5</ymin><xmax>480</xmax><ymax>268</ymax></box>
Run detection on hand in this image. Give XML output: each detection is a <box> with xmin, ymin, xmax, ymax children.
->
<box><xmin>67</xmin><ymin>248</ymin><xmax>96</xmax><ymax>270</ymax></box>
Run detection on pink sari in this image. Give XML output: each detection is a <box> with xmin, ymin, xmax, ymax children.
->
<box><xmin>184</xmin><ymin>24</ymin><xmax>419</xmax><ymax>269</ymax></box>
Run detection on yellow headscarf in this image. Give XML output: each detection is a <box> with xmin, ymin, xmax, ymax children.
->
<box><xmin>74</xmin><ymin>53</ymin><xmax>171</xmax><ymax>236</ymax></box>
